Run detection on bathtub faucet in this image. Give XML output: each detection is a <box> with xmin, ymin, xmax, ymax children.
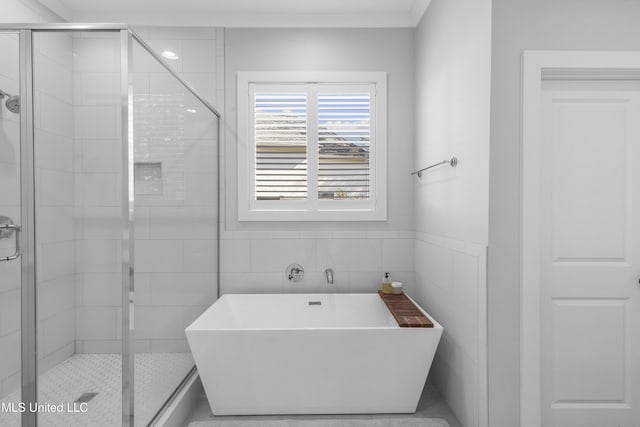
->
<box><xmin>286</xmin><ymin>263</ymin><xmax>304</xmax><ymax>282</ymax></box>
<box><xmin>325</xmin><ymin>268</ymin><xmax>334</xmax><ymax>285</ymax></box>
<box><xmin>289</xmin><ymin>267</ymin><xmax>302</xmax><ymax>280</ymax></box>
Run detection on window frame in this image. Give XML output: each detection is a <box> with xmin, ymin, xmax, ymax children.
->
<box><xmin>237</xmin><ymin>71</ymin><xmax>387</xmax><ymax>222</ymax></box>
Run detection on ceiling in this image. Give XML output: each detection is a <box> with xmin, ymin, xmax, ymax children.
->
<box><xmin>39</xmin><ymin>0</ymin><xmax>432</xmax><ymax>28</ymax></box>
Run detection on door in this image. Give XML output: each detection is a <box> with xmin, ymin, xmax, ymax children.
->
<box><xmin>540</xmin><ymin>78</ymin><xmax>640</xmax><ymax>427</ymax></box>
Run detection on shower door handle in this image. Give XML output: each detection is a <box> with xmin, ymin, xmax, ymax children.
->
<box><xmin>0</xmin><ymin>217</ymin><xmax>21</xmax><ymax>262</ymax></box>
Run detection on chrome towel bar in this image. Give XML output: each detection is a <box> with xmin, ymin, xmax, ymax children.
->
<box><xmin>411</xmin><ymin>157</ymin><xmax>458</xmax><ymax>177</ymax></box>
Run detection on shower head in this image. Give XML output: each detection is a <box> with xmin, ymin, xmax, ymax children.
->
<box><xmin>0</xmin><ymin>89</ymin><xmax>19</xmax><ymax>114</ymax></box>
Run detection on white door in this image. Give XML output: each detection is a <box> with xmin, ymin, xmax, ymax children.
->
<box><xmin>539</xmin><ymin>78</ymin><xmax>640</xmax><ymax>427</ymax></box>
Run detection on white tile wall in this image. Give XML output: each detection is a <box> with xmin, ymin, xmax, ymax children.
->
<box><xmin>135</xmin><ymin>306</ymin><xmax>206</xmax><ymax>341</ymax></box>
<box><xmin>34</xmin><ymin>54</ymin><xmax>73</xmax><ymax>104</ymax></box>
<box><xmin>77</xmin><ymin>173</ymin><xmax>120</xmax><ymax>206</ymax></box>
<box><xmin>74</xmin><ymin>73</ymin><xmax>121</xmax><ymax>106</ymax></box>
<box><xmin>382</xmin><ymin>238</ymin><xmax>414</xmax><ymax>271</ymax></box>
<box><xmin>127</xmin><ymin>26</ymin><xmax>220</xmax><ymax>351</ymax></box>
<box><xmin>0</xmin><ymin>171</ymin><xmax>20</xmax><ymax>211</ymax></box>
<box><xmin>78</xmin><ymin>206</ymin><xmax>121</xmax><ymax>239</ymax></box>
<box><xmin>34</xmin><ymin>130</ymin><xmax>74</xmax><ymax>173</ymax></box>
<box><xmin>41</xmin><ymin>309</ymin><xmax>75</xmax><ymax>355</ymax></box>
<box><xmin>182</xmin><ymin>40</ymin><xmax>216</xmax><ymax>72</ymax></box>
<box><xmin>219</xmin><ymin>232</ymin><xmax>416</xmax><ymax>295</ymax></box>
<box><xmin>76</xmin><ymin>306</ymin><xmax>120</xmax><ymax>341</ymax></box>
<box><xmin>250</xmin><ymin>238</ymin><xmax>316</xmax><ymax>273</ymax></box>
<box><xmin>37</xmin><ymin>92</ymin><xmax>74</xmax><ymax>137</ymax></box>
<box><xmin>147</xmin><ymin>206</ymin><xmax>217</xmax><ymax>239</ymax></box>
<box><xmin>76</xmin><ymin>239</ymin><xmax>119</xmax><ymax>273</ymax></box>
<box><xmin>183</xmin><ymin>240</ymin><xmax>218</xmax><ymax>273</ymax></box>
<box><xmin>72</xmin><ymin>27</ymin><xmax>220</xmax><ymax>354</ymax></box>
<box><xmin>74</xmin><ymin>105</ymin><xmax>120</xmax><ymax>139</ymax></box>
<box><xmin>179</xmin><ymin>74</ymin><xmax>216</xmax><ymax>103</ymax></box>
<box><xmin>73</xmin><ymin>38</ymin><xmax>119</xmax><ymax>73</ymax></box>
<box><xmin>77</xmin><ymin>273</ymin><xmax>121</xmax><ymax>306</ymax></box>
<box><xmin>36</xmin><ymin>242</ymin><xmax>75</xmax><ymax>283</ymax></box>
<box><xmin>78</xmin><ymin>139</ymin><xmax>121</xmax><ymax>173</ymax></box>
<box><xmin>38</xmin><ymin>169</ymin><xmax>75</xmax><ymax>206</ymax></box>
<box><xmin>31</xmin><ymin>32</ymin><xmax>77</xmax><ymax>387</ymax></box>
<box><xmin>136</xmin><ymin>239</ymin><xmax>184</xmax><ymax>273</ymax></box>
<box><xmin>149</xmin><ymin>273</ymin><xmax>217</xmax><ymax>306</ymax></box>
<box><xmin>219</xmin><ymin>272</ymin><xmax>282</xmax><ymax>294</ymax></box>
<box><xmin>0</xmin><ymin>332</ymin><xmax>20</xmax><ymax>398</ymax></box>
<box><xmin>220</xmin><ymin>239</ymin><xmax>250</xmax><ymax>273</ymax></box>
<box><xmin>38</xmin><ymin>277</ymin><xmax>75</xmax><ymax>319</ymax></box>
<box><xmin>413</xmin><ymin>232</ymin><xmax>487</xmax><ymax>427</ymax></box>
<box><xmin>327</xmin><ymin>238</ymin><xmax>383</xmax><ymax>271</ymax></box>
<box><xmin>73</xmin><ymin>32</ymin><xmax>124</xmax><ymax>356</ymax></box>
<box><xmin>0</xmin><ymin>290</ymin><xmax>20</xmax><ymax>337</ymax></box>
<box><xmin>35</xmin><ymin>206</ymin><xmax>74</xmax><ymax>244</ymax></box>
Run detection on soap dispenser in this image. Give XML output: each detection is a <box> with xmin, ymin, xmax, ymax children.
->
<box><xmin>381</xmin><ymin>272</ymin><xmax>393</xmax><ymax>294</ymax></box>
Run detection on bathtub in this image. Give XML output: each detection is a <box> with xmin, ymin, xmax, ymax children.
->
<box><xmin>185</xmin><ymin>293</ymin><xmax>442</xmax><ymax>415</ymax></box>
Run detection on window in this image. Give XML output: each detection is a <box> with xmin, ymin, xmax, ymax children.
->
<box><xmin>237</xmin><ymin>72</ymin><xmax>387</xmax><ymax>221</ymax></box>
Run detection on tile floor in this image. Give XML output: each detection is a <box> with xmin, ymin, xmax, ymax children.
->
<box><xmin>0</xmin><ymin>352</ymin><xmax>194</xmax><ymax>427</ymax></box>
<box><xmin>184</xmin><ymin>379</ymin><xmax>462</xmax><ymax>427</ymax></box>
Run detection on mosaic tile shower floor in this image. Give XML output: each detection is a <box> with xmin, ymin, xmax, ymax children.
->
<box><xmin>0</xmin><ymin>352</ymin><xmax>194</xmax><ymax>426</ymax></box>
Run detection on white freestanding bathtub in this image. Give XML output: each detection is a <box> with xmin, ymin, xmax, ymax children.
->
<box><xmin>185</xmin><ymin>293</ymin><xmax>442</xmax><ymax>415</ymax></box>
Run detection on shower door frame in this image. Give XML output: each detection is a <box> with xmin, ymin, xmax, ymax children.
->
<box><xmin>0</xmin><ymin>23</ymin><xmax>221</xmax><ymax>427</ymax></box>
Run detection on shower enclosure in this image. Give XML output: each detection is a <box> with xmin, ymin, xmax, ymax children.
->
<box><xmin>0</xmin><ymin>24</ymin><xmax>220</xmax><ymax>426</ymax></box>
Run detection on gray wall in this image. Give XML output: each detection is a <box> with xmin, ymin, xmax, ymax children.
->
<box><xmin>414</xmin><ymin>0</ymin><xmax>491</xmax><ymax>245</ymax></box>
<box><xmin>221</xmin><ymin>29</ymin><xmax>418</xmax><ymax>296</ymax></box>
<box><xmin>489</xmin><ymin>1</ymin><xmax>640</xmax><ymax>425</ymax></box>
<box><xmin>414</xmin><ymin>0</ymin><xmax>491</xmax><ymax>425</ymax></box>
<box><xmin>224</xmin><ymin>28</ymin><xmax>415</xmax><ymax>233</ymax></box>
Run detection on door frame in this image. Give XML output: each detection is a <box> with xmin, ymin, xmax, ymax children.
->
<box><xmin>521</xmin><ymin>50</ymin><xmax>640</xmax><ymax>427</ymax></box>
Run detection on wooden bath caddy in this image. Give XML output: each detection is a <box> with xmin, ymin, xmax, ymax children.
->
<box><xmin>378</xmin><ymin>291</ymin><xmax>434</xmax><ymax>328</ymax></box>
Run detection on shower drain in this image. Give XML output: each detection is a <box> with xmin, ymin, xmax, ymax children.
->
<box><xmin>74</xmin><ymin>392</ymin><xmax>98</xmax><ymax>403</ymax></box>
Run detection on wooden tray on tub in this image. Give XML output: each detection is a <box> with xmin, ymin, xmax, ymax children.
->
<box><xmin>378</xmin><ymin>291</ymin><xmax>434</xmax><ymax>328</ymax></box>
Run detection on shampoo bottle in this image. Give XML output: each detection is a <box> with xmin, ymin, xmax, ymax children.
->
<box><xmin>382</xmin><ymin>272</ymin><xmax>393</xmax><ymax>294</ymax></box>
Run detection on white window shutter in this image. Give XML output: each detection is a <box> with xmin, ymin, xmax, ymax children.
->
<box><xmin>317</xmin><ymin>93</ymin><xmax>371</xmax><ymax>200</ymax></box>
<box><xmin>254</xmin><ymin>93</ymin><xmax>308</xmax><ymax>200</ymax></box>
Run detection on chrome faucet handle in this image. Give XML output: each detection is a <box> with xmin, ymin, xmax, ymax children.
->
<box><xmin>286</xmin><ymin>263</ymin><xmax>304</xmax><ymax>282</ymax></box>
<box><xmin>325</xmin><ymin>268</ymin><xmax>334</xmax><ymax>285</ymax></box>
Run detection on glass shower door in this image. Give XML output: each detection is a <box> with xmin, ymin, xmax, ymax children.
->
<box><xmin>32</xmin><ymin>30</ymin><xmax>124</xmax><ymax>427</ymax></box>
<box><xmin>131</xmin><ymin>34</ymin><xmax>219</xmax><ymax>425</ymax></box>
<box><xmin>0</xmin><ymin>31</ymin><xmax>22</xmax><ymax>427</ymax></box>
